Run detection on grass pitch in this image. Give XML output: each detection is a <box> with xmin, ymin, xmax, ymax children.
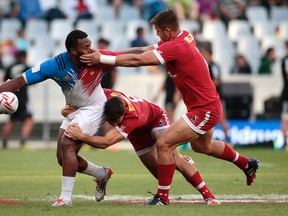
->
<box><xmin>0</xmin><ymin>147</ymin><xmax>287</xmax><ymax>216</ymax></box>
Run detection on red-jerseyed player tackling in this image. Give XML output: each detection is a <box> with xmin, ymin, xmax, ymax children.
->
<box><xmin>64</xmin><ymin>88</ymin><xmax>220</xmax><ymax>205</ymax></box>
<box><xmin>80</xmin><ymin>8</ymin><xmax>260</xmax><ymax>205</ymax></box>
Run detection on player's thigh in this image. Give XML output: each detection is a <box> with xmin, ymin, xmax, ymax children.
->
<box><xmin>56</xmin><ymin>128</ymin><xmax>65</xmax><ymax>161</ymax></box>
<box><xmin>162</xmin><ymin>117</ymin><xmax>199</xmax><ymax>148</ymax></box>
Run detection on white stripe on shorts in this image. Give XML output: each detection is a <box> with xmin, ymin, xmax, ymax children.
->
<box><xmin>181</xmin><ymin>114</ymin><xmax>206</xmax><ymax>135</ymax></box>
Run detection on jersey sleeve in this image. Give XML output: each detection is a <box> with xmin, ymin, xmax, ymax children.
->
<box><xmin>115</xmin><ymin>117</ymin><xmax>138</xmax><ymax>138</ymax></box>
<box><xmin>153</xmin><ymin>41</ymin><xmax>180</xmax><ymax>65</ymax></box>
<box><xmin>23</xmin><ymin>58</ymin><xmax>58</xmax><ymax>85</ymax></box>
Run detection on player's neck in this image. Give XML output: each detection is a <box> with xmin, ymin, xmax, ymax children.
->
<box><xmin>171</xmin><ymin>29</ymin><xmax>182</xmax><ymax>39</ymax></box>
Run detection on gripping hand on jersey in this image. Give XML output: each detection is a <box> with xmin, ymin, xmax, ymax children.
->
<box><xmin>80</xmin><ymin>50</ymin><xmax>101</xmax><ymax>66</ymax></box>
<box><xmin>61</xmin><ymin>105</ymin><xmax>79</xmax><ymax>117</ymax></box>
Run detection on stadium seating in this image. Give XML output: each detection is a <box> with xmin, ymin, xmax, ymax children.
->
<box><xmin>0</xmin><ymin>18</ymin><xmax>22</xmax><ymax>40</ymax></box>
<box><xmin>245</xmin><ymin>6</ymin><xmax>269</xmax><ymax>26</ymax></box>
<box><xmin>278</xmin><ymin>21</ymin><xmax>288</xmax><ymax>41</ymax></box>
<box><xmin>228</xmin><ymin>20</ymin><xmax>252</xmax><ymax>42</ymax></box>
<box><xmin>75</xmin><ymin>19</ymin><xmax>100</xmax><ymax>44</ymax></box>
<box><xmin>237</xmin><ymin>35</ymin><xmax>261</xmax><ymax>74</ymax></box>
<box><xmin>25</xmin><ymin>19</ymin><xmax>49</xmax><ymax>44</ymax></box>
<box><xmin>0</xmin><ymin>3</ymin><xmax>287</xmax><ymax>126</ymax></box>
<box><xmin>180</xmin><ymin>20</ymin><xmax>201</xmax><ymax>33</ymax></box>
<box><xmin>49</xmin><ymin>19</ymin><xmax>74</xmax><ymax>44</ymax></box>
<box><xmin>261</xmin><ymin>36</ymin><xmax>286</xmax><ymax>59</ymax></box>
<box><xmin>202</xmin><ymin>19</ymin><xmax>227</xmax><ymax>42</ymax></box>
<box><xmin>270</xmin><ymin>6</ymin><xmax>288</xmax><ymax>26</ymax></box>
<box><xmin>126</xmin><ymin>19</ymin><xmax>151</xmax><ymax>41</ymax></box>
<box><xmin>253</xmin><ymin>21</ymin><xmax>276</xmax><ymax>41</ymax></box>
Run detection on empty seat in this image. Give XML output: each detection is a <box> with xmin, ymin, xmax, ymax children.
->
<box><xmin>202</xmin><ymin>19</ymin><xmax>227</xmax><ymax>42</ymax></box>
<box><xmin>49</xmin><ymin>19</ymin><xmax>74</xmax><ymax>43</ymax></box>
<box><xmin>25</xmin><ymin>19</ymin><xmax>49</xmax><ymax>43</ymax></box>
<box><xmin>278</xmin><ymin>21</ymin><xmax>288</xmax><ymax>41</ymax></box>
<box><xmin>75</xmin><ymin>19</ymin><xmax>99</xmax><ymax>41</ymax></box>
<box><xmin>212</xmin><ymin>37</ymin><xmax>236</xmax><ymax>76</ymax></box>
<box><xmin>180</xmin><ymin>19</ymin><xmax>201</xmax><ymax>33</ymax></box>
<box><xmin>100</xmin><ymin>20</ymin><xmax>126</xmax><ymax>41</ymax></box>
<box><xmin>237</xmin><ymin>35</ymin><xmax>261</xmax><ymax>74</ymax></box>
<box><xmin>119</xmin><ymin>5</ymin><xmax>141</xmax><ymax>20</ymax></box>
<box><xmin>245</xmin><ymin>6</ymin><xmax>269</xmax><ymax>26</ymax></box>
<box><xmin>96</xmin><ymin>5</ymin><xmax>115</xmax><ymax>21</ymax></box>
<box><xmin>253</xmin><ymin>21</ymin><xmax>276</xmax><ymax>41</ymax></box>
<box><xmin>0</xmin><ymin>18</ymin><xmax>22</xmax><ymax>40</ymax></box>
<box><xmin>228</xmin><ymin>20</ymin><xmax>252</xmax><ymax>42</ymax></box>
<box><xmin>27</xmin><ymin>46</ymin><xmax>52</xmax><ymax>66</ymax></box>
<box><xmin>270</xmin><ymin>6</ymin><xmax>288</xmax><ymax>26</ymax></box>
<box><xmin>39</xmin><ymin>0</ymin><xmax>59</xmax><ymax>11</ymax></box>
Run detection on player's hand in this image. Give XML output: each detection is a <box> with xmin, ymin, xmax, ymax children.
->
<box><xmin>80</xmin><ymin>50</ymin><xmax>101</xmax><ymax>66</ymax></box>
<box><xmin>65</xmin><ymin>123</ymin><xmax>84</xmax><ymax>140</ymax></box>
<box><xmin>61</xmin><ymin>105</ymin><xmax>79</xmax><ymax>117</ymax></box>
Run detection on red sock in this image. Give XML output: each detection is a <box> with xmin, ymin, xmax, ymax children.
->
<box><xmin>221</xmin><ymin>143</ymin><xmax>248</xmax><ymax>170</ymax></box>
<box><xmin>186</xmin><ymin>171</ymin><xmax>215</xmax><ymax>200</ymax></box>
<box><xmin>157</xmin><ymin>163</ymin><xmax>176</xmax><ymax>203</ymax></box>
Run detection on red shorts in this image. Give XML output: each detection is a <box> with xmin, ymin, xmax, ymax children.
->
<box><xmin>182</xmin><ymin>101</ymin><xmax>222</xmax><ymax>135</ymax></box>
<box><xmin>128</xmin><ymin>111</ymin><xmax>169</xmax><ymax>156</ymax></box>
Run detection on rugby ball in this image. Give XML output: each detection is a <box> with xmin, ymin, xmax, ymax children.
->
<box><xmin>0</xmin><ymin>92</ymin><xmax>19</xmax><ymax>114</ymax></box>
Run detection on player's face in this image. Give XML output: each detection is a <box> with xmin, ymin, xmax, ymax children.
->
<box><xmin>107</xmin><ymin>115</ymin><xmax>124</xmax><ymax>126</ymax></box>
<box><xmin>154</xmin><ymin>25</ymin><xmax>172</xmax><ymax>42</ymax></box>
<box><xmin>75</xmin><ymin>38</ymin><xmax>92</xmax><ymax>57</ymax></box>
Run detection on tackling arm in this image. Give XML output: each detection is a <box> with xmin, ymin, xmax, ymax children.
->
<box><xmin>65</xmin><ymin>123</ymin><xmax>125</xmax><ymax>149</ymax></box>
<box><xmin>114</xmin><ymin>50</ymin><xmax>161</xmax><ymax>67</ymax></box>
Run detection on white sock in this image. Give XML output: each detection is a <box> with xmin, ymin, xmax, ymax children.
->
<box><xmin>60</xmin><ymin>176</ymin><xmax>75</xmax><ymax>201</ymax></box>
<box><xmin>82</xmin><ymin>161</ymin><xmax>106</xmax><ymax>179</ymax></box>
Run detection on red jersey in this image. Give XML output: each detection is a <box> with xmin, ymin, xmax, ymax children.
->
<box><xmin>154</xmin><ymin>30</ymin><xmax>220</xmax><ymax>111</ymax></box>
<box><xmin>104</xmin><ymin>89</ymin><xmax>169</xmax><ymax>139</ymax></box>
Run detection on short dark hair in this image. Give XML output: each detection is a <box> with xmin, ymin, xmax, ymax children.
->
<box><xmin>104</xmin><ymin>96</ymin><xmax>126</xmax><ymax>122</ymax></box>
<box><xmin>65</xmin><ymin>30</ymin><xmax>88</xmax><ymax>51</ymax></box>
<box><xmin>149</xmin><ymin>8</ymin><xmax>179</xmax><ymax>31</ymax></box>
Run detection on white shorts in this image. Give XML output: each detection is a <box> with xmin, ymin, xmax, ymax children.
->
<box><xmin>60</xmin><ymin>104</ymin><xmax>105</xmax><ymax>136</ymax></box>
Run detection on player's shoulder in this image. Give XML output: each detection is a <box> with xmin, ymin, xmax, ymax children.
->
<box><xmin>52</xmin><ymin>52</ymin><xmax>70</xmax><ymax>70</ymax></box>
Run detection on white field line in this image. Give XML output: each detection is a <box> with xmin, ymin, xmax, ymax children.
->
<box><xmin>73</xmin><ymin>194</ymin><xmax>288</xmax><ymax>203</ymax></box>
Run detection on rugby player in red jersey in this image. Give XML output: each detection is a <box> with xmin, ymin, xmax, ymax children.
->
<box><xmin>64</xmin><ymin>88</ymin><xmax>220</xmax><ymax>205</ymax></box>
<box><xmin>80</xmin><ymin>8</ymin><xmax>260</xmax><ymax>205</ymax></box>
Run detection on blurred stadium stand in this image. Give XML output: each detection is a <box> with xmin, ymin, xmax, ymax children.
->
<box><xmin>0</xmin><ymin>2</ymin><xmax>287</xmax><ymax>140</ymax></box>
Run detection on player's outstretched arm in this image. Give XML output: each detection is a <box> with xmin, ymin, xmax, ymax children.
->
<box><xmin>0</xmin><ymin>76</ymin><xmax>27</xmax><ymax>93</ymax></box>
<box><xmin>65</xmin><ymin>123</ymin><xmax>124</xmax><ymax>149</ymax></box>
<box><xmin>81</xmin><ymin>49</ymin><xmax>160</xmax><ymax>67</ymax></box>
<box><xmin>120</xmin><ymin>45</ymin><xmax>154</xmax><ymax>54</ymax></box>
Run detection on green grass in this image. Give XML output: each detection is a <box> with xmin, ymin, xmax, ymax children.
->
<box><xmin>0</xmin><ymin>148</ymin><xmax>288</xmax><ymax>216</ymax></box>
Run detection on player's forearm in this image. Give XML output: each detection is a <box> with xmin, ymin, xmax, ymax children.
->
<box><xmin>0</xmin><ymin>76</ymin><xmax>27</xmax><ymax>93</ymax></box>
<box><xmin>80</xmin><ymin>134</ymin><xmax>114</xmax><ymax>149</ymax></box>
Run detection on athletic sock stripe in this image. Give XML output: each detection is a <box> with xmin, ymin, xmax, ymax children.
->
<box><xmin>195</xmin><ymin>182</ymin><xmax>205</xmax><ymax>190</ymax></box>
<box><xmin>158</xmin><ymin>185</ymin><xmax>170</xmax><ymax>190</ymax></box>
<box><xmin>232</xmin><ymin>152</ymin><xmax>239</xmax><ymax>163</ymax></box>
